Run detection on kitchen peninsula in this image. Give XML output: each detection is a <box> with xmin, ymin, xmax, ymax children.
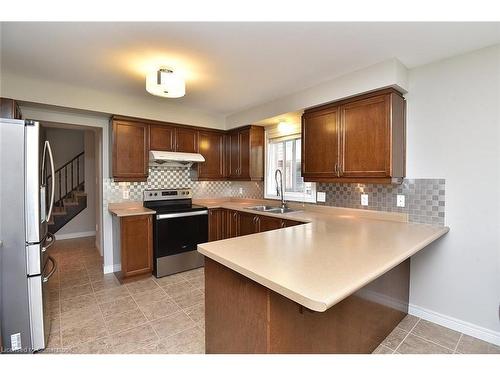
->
<box><xmin>197</xmin><ymin>200</ymin><xmax>449</xmax><ymax>354</ymax></box>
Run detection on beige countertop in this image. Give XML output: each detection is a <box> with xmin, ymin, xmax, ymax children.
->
<box><xmin>196</xmin><ymin>199</ymin><xmax>449</xmax><ymax>312</ymax></box>
<box><xmin>108</xmin><ymin>202</ymin><xmax>156</xmax><ymax>217</ymax></box>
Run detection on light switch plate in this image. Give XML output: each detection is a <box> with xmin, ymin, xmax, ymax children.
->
<box><xmin>317</xmin><ymin>192</ymin><xmax>326</xmax><ymax>202</ymax></box>
<box><xmin>122</xmin><ymin>189</ymin><xmax>130</xmax><ymax>199</ymax></box>
<box><xmin>397</xmin><ymin>194</ymin><xmax>406</xmax><ymax>207</ymax></box>
<box><xmin>361</xmin><ymin>194</ymin><xmax>369</xmax><ymax>206</ymax></box>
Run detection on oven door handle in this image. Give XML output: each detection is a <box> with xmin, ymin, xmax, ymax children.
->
<box><xmin>156</xmin><ymin>210</ymin><xmax>208</xmax><ymax>220</ymax></box>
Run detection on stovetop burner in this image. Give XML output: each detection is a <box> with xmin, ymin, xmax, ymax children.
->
<box><xmin>143</xmin><ymin>188</ymin><xmax>207</xmax><ymax>214</ymax></box>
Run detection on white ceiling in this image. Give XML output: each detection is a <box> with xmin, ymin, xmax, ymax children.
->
<box><xmin>1</xmin><ymin>22</ymin><xmax>499</xmax><ymax>116</ymax></box>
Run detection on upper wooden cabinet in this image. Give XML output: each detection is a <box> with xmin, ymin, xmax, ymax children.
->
<box><xmin>112</xmin><ymin>118</ymin><xmax>149</xmax><ymax>181</ymax></box>
<box><xmin>175</xmin><ymin>127</ymin><xmax>198</xmax><ymax>153</ymax></box>
<box><xmin>302</xmin><ymin>89</ymin><xmax>406</xmax><ymax>184</ymax></box>
<box><xmin>193</xmin><ymin>130</ymin><xmax>225</xmax><ymax>180</ymax></box>
<box><xmin>0</xmin><ymin>97</ymin><xmax>22</xmax><ymax>119</ymax></box>
<box><xmin>226</xmin><ymin>125</ymin><xmax>264</xmax><ymax>181</ymax></box>
<box><xmin>150</xmin><ymin>124</ymin><xmax>175</xmax><ymax>151</ymax></box>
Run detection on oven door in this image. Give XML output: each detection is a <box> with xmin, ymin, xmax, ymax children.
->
<box><xmin>154</xmin><ymin>210</ymin><xmax>208</xmax><ymax>258</ymax></box>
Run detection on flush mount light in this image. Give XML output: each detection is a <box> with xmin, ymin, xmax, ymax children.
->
<box><xmin>146</xmin><ymin>67</ymin><xmax>185</xmax><ymax>98</ymax></box>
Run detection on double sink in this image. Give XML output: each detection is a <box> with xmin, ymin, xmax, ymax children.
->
<box><xmin>245</xmin><ymin>205</ymin><xmax>297</xmax><ymax>214</ymax></box>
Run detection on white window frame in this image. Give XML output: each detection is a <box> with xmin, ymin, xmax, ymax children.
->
<box><xmin>264</xmin><ymin>127</ymin><xmax>316</xmax><ymax>204</ymax></box>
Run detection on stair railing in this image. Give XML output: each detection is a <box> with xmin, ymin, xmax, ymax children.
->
<box><xmin>47</xmin><ymin>152</ymin><xmax>85</xmax><ymax>209</ymax></box>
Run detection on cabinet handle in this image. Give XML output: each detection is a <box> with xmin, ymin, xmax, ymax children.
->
<box><xmin>281</xmin><ymin>221</ymin><xmax>286</xmax><ymax>228</ymax></box>
<box><xmin>334</xmin><ymin>163</ymin><xmax>338</xmax><ymax>175</ymax></box>
<box><xmin>338</xmin><ymin>163</ymin><xmax>343</xmax><ymax>176</ymax></box>
<box><xmin>233</xmin><ymin>212</ymin><xmax>237</xmax><ymax>219</ymax></box>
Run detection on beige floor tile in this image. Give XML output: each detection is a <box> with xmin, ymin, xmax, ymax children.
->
<box><xmin>184</xmin><ymin>303</ymin><xmax>204</xmax><ymax>323</ymax></box>
<box><xmin>104</xmin><ymin>308</ymin><xmax>148</xmax><ymax>335</ymax></box>
<box><xmin>381</xmin><ymin>327</ymin><xmax>407</xmax><ymax>350</ymax></box>
<box><xmin>60</xmin><ymin>293</ymin><xmax>98</xmax><ymax>314</ymax></box>
<box><xmin>61</xmin><ymin>305</ymin><xmax>103</xmax><ymax>331</ymax></box>
<box><xmin>397</xmin><ymin>334</ymin><xmax>452</xmax><ymax>354</ymax></box>
<box><xmin>91</xmin><ymin>275</ymin><xmax>121</xmax><ymax>292</ymax></box>
<box><xmin>172</xmin><ymin>288</ymin><xmax>205</xmax><ymax>309</ymax></box>
<box><xmin>155</xmin><ymin>326</ymin><xmax>205</xmax><ymax>354</ymax></box>
<box><xmin>187</xmin><ymin>275</ymin><xmax>205</xmax><ymax>290</ymax></box>
<box><xmin>132</xmin><ymin>288</ymin><xmax>168</xmax><ymax>306</ymax></box>
<box><xmin>397</xmin><ymin>314</ymin><xmax>419</xmax><ymax>332</ymax></box>
<box><xmin>150</xmin><ymin>311</ymin><xmax>196</xmax><ymax>339</ymax></box>
<box><xmin>109</xmin><ymin>324</ymin><xmax>158</xmax><ymax>354</ymax></box>
<box><xmin>154</xmin><ymin>273</ymin><xmax>186</xmax><ymax>287</ymax></box>
<box><xmin>59</xmin><ymin>274</ymin><xmax>91</xmax><ymax>289</ymax></box>
<box><xmin>94</xmin><ymin>285</ymin><xmax>130</xmax><ymax>303</ymax></box>
<box><xmin>99</xmin><ymin>296</ymin><xmax>138</xmax><ymax>317</ymax></box>
<box><xmin>126</xmin><ymin>278</ymin><xmax>161</xmax><ymax>295</ymax></box>
<box><xmin>60</xmin><ymin>283</ymin><xmax>93</xmax><ymax>300</ymax></box>
<box><xmin>61</xmin><ymin>319</ymin><xmax>108</xmax><ymax>348</ymax></box>
<box><xmin>46</xmin><ymin>330</ymin><xmax>61</xmax><ymax>350</ymax></box>
<box><xmin>69</xmin><ymin>336</ymin><xmax>115</xmax><ymax>354</ymax></box>
<box><xmin>372</xmin><ymin>344</ymin><xmax>394</xmax><ymax>354</ymax></box>
<box><xmin>139</xmin><ymin>298</ymin><xmax>181</xmax><ymax>321</ymax></box>
<box><xmin>180</xmin><ymin>267</ymin><xmax>204</xmax><ymax>280</ymax></box>
<box><xmin>456</xmin><ymin>334</ymin><xmax>500</xmax><ymax>354</ymax></box>
<box><xmin>412</xmin><ymin>320</ymin><xmax>461</xmax><ymax>350</ymax></box>
<box><xmin>160</xmin><ymin>280</ymin><xmax>197</xmax><ymax>298</ymax></box>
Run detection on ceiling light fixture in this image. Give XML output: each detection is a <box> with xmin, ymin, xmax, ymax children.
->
<box><xmin>146</xmin><ymin>67</ymin><xmax>185</xmax><ymax>98</ymax></box>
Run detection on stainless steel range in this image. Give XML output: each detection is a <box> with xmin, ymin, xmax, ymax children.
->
<box><xmin>143</xmin><ymin>188</ymin><xmax>208</xmax><ymax>278</ymax></box>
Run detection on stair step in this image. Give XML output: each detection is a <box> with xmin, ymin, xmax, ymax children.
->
<box><xmin>51</xmin><ymin>211</ymin><xmax>67</xmax><ymax>216</ymax></box>
<box><xmin>73</xmin><ymin>191</ymin><xmax>87</xmax><ymax>197</ymax></box>
<box><xmin>63</xmin><ymin>199</ymin><xmax>79</xmax><ymax>206</ymax></box>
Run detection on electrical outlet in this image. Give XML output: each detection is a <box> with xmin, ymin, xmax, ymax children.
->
<box><xmin>122</xmin><ymin>189</ymin><xmax>129</xmax><ymax>199</ymax></box>
<box><xmin>239</xmin><ymin>187</ymin><xmax>243</xmax><ymax>195</ymax></box>
<box><xmin>361</xmin><ymin>194</ymin><xmax>369</xmax><ymax>206</ymax></box>
<box><xmin>316</xmin><ymin>192</ymin><xmax>326</xmax><ymax>202</ymax></box>
<box><xmin>397</xmin><ymin>194</ymin><xmax>406</xmax><ymax>208</ymax></box>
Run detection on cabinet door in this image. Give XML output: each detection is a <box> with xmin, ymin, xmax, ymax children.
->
<box><xmin>198</xmin><ymin>131</ymin><xmax>225</xmax><ymax>179</ymax></box>
<box><xmin>120</xmin><ymin>215</ymin><xmax>153</xmax><ymax>277</ymax></box>
<box><xmin>112</xmin><ymin>120</ymin><xmax>149</xmax><ymax>181</ymax></box>
<box><xmin>228</xmin><ymin>131</ymin><xmax>241</xmax><ymax>178</ymax></box>
<box><xmin>238</xmin><ymin>129</ymin><xmax>250</xmax><ymax>179</ymax></box>
<box><xmin>224</xmin><ymin>209</ymin><xmax>239</xmax><ymax>238</ymax></box>
<box><xmin>238</xmin><ymin>212</ymin><xmax>259</xmax><ymax>236</ymax></box>
<box><xmin>150</xmin><ymin>124</ymin><xmax>175</xmax><ymax>151</ymax></box>
<box><xmin>302</xmin><ymin>107</ymin><xmax>340</xmax><ymax>178</ymax></box>
<box><xmin>257</xmin><ymin>215</ymin><xmax>282</xmax><ymax>232</ymax></box>
<box><xmin>340</xmin><ymin>94</ymin><xmax>390</xmax><ymax>177</ymax></box>
<box><xmin>208</xmin><ymin>208</ymin><xmax>224</xmax><ymax>242</ymax></box>
<box><xmin>175</xmin><ymin>127</ymin><xmax>198</xmax><ymax>153</ymax></box>
<box><xmin>283</xmin><ymin>219</ymin><xmax>303</xmax><ymax>227</ymax></box>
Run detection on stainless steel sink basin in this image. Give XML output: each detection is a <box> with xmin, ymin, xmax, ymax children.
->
<box><xmin>245</xmin><ymin>205</ymin><xmax>298</xmax><ymax>214</ymax></box>
<box><xmin>245</xmin><ymin>205</ymin><xmax>277</xmax><ymax>212</ymax></box>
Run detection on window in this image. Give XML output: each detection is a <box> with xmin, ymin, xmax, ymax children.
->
<box><xmin>265</xmin><ymin>134</ymin><xmax>316</xmax><ymax>203</ymax></box>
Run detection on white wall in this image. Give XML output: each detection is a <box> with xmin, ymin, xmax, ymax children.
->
<box><xmin>225</xmin><ymin>58</ymin><xmax>409</xmax><ymax>128</ymax></box>
<box><xmin>1</xmin><ymin>71</ymin><xmax>225</xmax><ymax>129</ymax></box>
<box><xmin>406</xmin><ymin>44</ymin><xmax>500</xmax><ymax>343</ymax></box>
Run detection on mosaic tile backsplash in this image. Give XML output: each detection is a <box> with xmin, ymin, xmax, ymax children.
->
<box><xmin>317</xmin><ymin>179</ymin><xmax>446</xmax><ymax>225</ymax></box>
<box><xmin>103</xmin><ymin>167</ymin><xmax>264</xmax><ymax>204</ymax></box>
<box><xmin>104</xmin><ymin>167</ymin><xmax>445</xmax><ymax>225</ymax></box>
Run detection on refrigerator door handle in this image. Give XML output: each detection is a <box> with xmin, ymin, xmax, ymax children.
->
<box><xmin>42</xmin><ymin>256</ymin><xmax>57</xmax><ymax>283</ymax></box>
<box><xmin>42</xmin><ymin>232</ymin><xmax>55</xmax><ymax>253</ymax></box>
<box><xmin>44</xmin><ymin>141</ymin><xmax>55</xmax><ymax>222</ymax></box>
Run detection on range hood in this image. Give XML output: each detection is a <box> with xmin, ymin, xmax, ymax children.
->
<box><xmin>149</xmin><ymin>150</ymin><xmax>205</xmax><ymax>168</ymax></box>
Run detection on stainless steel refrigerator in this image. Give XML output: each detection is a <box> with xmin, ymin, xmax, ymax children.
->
<box><xmin>0</xmin><ymin>118</ymin><xmax>57</xmax><ymax>353</ymax></box>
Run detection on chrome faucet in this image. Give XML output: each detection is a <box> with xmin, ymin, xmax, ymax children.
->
<box><xmin>274</xmin><ymin>169</ymin><xmax>287</xmax><ymax>209</ymax></box>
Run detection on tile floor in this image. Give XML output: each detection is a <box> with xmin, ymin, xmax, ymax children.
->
<box><xmin>44</xmin><ymin>236</ymin><xmax>500</xmax><ymax>355</ymax></box>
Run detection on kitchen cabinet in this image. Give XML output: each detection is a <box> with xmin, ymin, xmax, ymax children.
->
<box><xmin>0</xmin><ymin>97</ymin><xmax>22</xmax><ymax>119</ymax></box>
<box><xmin>302</xmin><ymin>88</ymin><xmax>406</xmax><ymax>184</ymax></box>
<box><xmin>256</xmin><ymin>215</ymin><xmax>283</xmax><ymax>232</ymax></box>
<box><xmin>111</xmin><ymin>117</ymin><xmax>149</xmax><ymax>182</ymax></box>
<box><xmin>119</xmin><ymin>214</ymin><xmax>153</xmax><ymax>278</ymax></box>
<box><xmin>175</xmin><ymin>127</ymin><xmax>198</xmax><ymax>153</ymax></box>
<box><xmin>208</xmin><ymin>208</ymin><xmax>225</xmax><ymax>242</ymax></box>
<box><xmin>238</xmin><ymin>211</ymin><xmax>259</xmax><ymax>236</ymax></box>
<box><xmin>226</xmin><ymin>125</ymin><xmax>264</xmax><ymax>181</ymax></box>
<box><xmin>192</xmin><ymin>130</ymin><xmax>225</xmax><ymax>180</ymax></box>
<box><xmin>224</xmin><ymin>209</ymin><xmax>239</xmax><ymax>238</ymax></box>
<box><xmin>150</xmin><ymin>124</ymin><xmax>175</xmax><ymax>151</ymax></box>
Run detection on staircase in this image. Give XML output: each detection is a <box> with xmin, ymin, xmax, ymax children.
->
<box><xmin>47</xmin><ymin>152</ymin><xmax>87</xmax><ymax>233</ymax></box>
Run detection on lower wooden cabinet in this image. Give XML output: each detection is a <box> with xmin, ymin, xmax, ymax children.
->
<box><xmin>208</xmin><ymin>208</ymin><xmax>303</xmax><ymax>241</ymax></box>
<box><xmin>119</xmin><ymin>214</ymin><xmax>153</xmax><ymax>278</ymax></box>
<box><xmin>208</xmin><ymin>208</ymin><xmax>225</xmax><ymax>242</ymax></box>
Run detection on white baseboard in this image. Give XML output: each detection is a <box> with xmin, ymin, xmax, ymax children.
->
<box><xmin>409</xmin><ymin>303</ymin><xmax>500</xmax><ymax>346</ymax></box>
<box><xmin>103</xmin><ymin>263</ymin><xmax>121</xmax><ymax>274</ymax></box>
<box><xmin>55</xmin><ymin>230</ymin><xmax>96</xmax><ymax>240</ymax></box>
